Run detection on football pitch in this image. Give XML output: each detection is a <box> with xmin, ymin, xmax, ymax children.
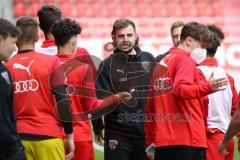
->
<box><xmin>94</xmin><ymin>138</ymin><xmax>240</xmax><ymax>160</ymax></box>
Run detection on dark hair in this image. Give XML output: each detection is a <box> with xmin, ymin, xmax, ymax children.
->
<box><xmin>52</xmin><ymin>18</ymin><xmax>82</xmax><ymax>46</ymax></box>
<box><xmin>0</xmin><ymin>18</ymin><xmax>21</xmax><ymax>39</ymax></box>
<box><xmin>170</xmin><ymin>21</ymin><xmax>184</xmax><ymax>36</ymax></box>
<box><xmin>111</xmin><ymin>18</ymin><xmax>136</xmax><ymax>36</ymax></box>
<box><xmin>206</xmin><ymin>25</ymin><xmax>223</xmax><ymax>57</ymax></box>
<box><xmin>16</xmin><ymin>16</ymin><xmax>38</xmax><ymax>44</ymax></box>
<box><xmin>37</xmin><ymin>5</ymin><xmax>62</xmax><ymax>34</ymax></box>
<box><xmin>207</xmin><ymin>24</ymin><xmax>225</xmax><ymax>41</ymax></box>
<box><xmin>206</xmin><ymin>35</ymin><xmax>220</xmax><ymax>57</ymax></box>
<box><xmin>180</xmin><ymin>22</ymin><xmax>212</xmax><ymax>48</ymax></box>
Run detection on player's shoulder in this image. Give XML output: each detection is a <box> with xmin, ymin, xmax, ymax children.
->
<box><xmin>75</xmin><ymin>47</ymin><xmax>89</xmax><ymax>55</ymax></box>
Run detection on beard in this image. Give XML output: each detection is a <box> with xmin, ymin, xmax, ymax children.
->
<box><xmin>118</xmin><ymin>41</ymin><xmax>135</xmax><ymax>53</ymax></box>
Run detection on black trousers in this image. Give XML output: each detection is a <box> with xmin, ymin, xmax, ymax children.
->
<box><xmin>155</xmin><ymin>146</ymin><xmax>206</xmax><ymax>160</ymax></box>
<box><xmin>104</xmin><ymin>133</ymin><xmax>148</xmax><ymax>160</ymax></box>
<box><xmin>0</xmin><ymin>142</ymin><xmax>26</xmax><ymax>160</ymax></box>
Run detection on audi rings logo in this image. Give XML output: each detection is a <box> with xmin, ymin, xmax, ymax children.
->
<box><xmin>154</xmin><ymin>77</ymin><xmax>172</xmax><ymax>91</ymax></box>
<box><xmin>14</xmin><ymin>79</ymin><xmax>39</xmax><ymax>93</ymax></box>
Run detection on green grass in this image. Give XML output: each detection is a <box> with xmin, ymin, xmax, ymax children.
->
<box><xmin>234</xmin><ymin>137</ymin><xmax>240</xmax><ymax>160</ymax></box>
<box><xmin>94</xmin><ymin>138</ymin><xmax>240</xmax><ymax>160</ymax></box>
<box><xmin>94</xmin><ymin>148</ymin><xmax>104</xmax><ymax>160</ymax></box>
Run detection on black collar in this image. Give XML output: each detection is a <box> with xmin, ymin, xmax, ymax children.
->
<box><xmin>17</xmin><ymin>49</ymin><xmax>34</xmax><ymax>54</ymax></box>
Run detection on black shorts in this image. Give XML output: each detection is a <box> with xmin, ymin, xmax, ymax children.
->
<box><xmin>104</xmin><ymin>133</ymin><xmax>148</xmax><ymax>160</ymax></box>
<box><xmin>0</xmin><ymin>142</ymin><xmax>26</xmax><ymax>160</ymax></box>
<box><xmin>155</xmin><ymin>145</ymin><xmax>206</xmax><ymax>160</ymax></box>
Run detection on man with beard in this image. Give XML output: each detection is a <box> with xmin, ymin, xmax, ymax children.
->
<box><xmin>92</xmin><ymin>18</ymin><xmax>155</xmax><ymax>160</ymax></box>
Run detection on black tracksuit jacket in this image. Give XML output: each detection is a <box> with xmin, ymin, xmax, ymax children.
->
<box><xmin>92</xmin><ymin>48</ymin><xmax>156</xmax><ymax>138</ymax></box>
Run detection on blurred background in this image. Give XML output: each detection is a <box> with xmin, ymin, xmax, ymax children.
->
<box><xmin>1</xmin><ymin>0</ymin><xmax>240</xmax><ymax>159</ymax></box>
<box><xmin>1</xmin><ymin>0</ymin><xmax>240</xmax><ymax>92</ymax></box>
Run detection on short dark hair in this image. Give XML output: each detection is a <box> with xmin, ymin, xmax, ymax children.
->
<box><xmin>170</xmin><ymin>21</ymin><xmax>184</xmax><ymax>36</ymax></box>
<box><xmin>111</xmin><ymin>18</ymin><xmax>136</xmax><ymax>36</ymax></box>
<box><xmin>52</xmin><ymin>18</ymin><xmax>82</xmax><ymax>46</ymax></box>
<box><xmin>206</xmin><ymin>25</ymin><xmax>223</xmax><ymax>57</ymax></box>
<box><xmin>206</xmin><ymin>35</ymin><xmax>220</xmax><ymax>57</ymax></box>
<box><xmin>0</xmin><ymin>18</ymin><xmax>21</xmax><ymax>39</ymax></box>
<box><xmin>37</xmin><ymin>5</ymin><xmax>62</xmax><ymax>34</ymax></box>
<box><xmin>207</xmin><ymin>24</ymin><xmax>225</xmax><ymax>41</ymax></box>
<box><xmin>16</xmin><ymin>16</ymin><xmax>38</xmax><ymax>44</ymax></box>
<box><xmin>180</xmin><ymin>22</ymin><xmax>212</xmax><ymax>48</ymax></box>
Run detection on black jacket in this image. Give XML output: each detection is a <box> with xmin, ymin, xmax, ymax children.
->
<box><xmin>0</xmin><ymin>62</ymin><xmax>20</xmax><ymax>148</ymax></box>
<box><xmin>155</xmin><ymin>51</ymin><xmax>169</xmax><ymax>62</ymax></box>
<box><xmin>92</xmin><ymin>48</ymin><xmax>156</xmax><ymax>138</ymax></box>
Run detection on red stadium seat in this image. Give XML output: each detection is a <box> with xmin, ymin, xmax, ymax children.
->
<box><xmin>14</xmin><ymin>3</ymin><xmax>27</xmax><ymax>17</ymax></box>
<box><xmin>28</xmin><ymin>0</ymin><xmax>40</xmax><ymax>4</ymax></box>
<box><xmin>180</xmin><ymin>2</ymin><xmax>196</xmax><ymax>17</ymax></box>
<box><xmin>137</xmin><ymin>3</ymin><xmax>153</xmax><ymax>17</ymax></box>
<box><xmin>196</xmin><ymin>2</ymin><xmax>211</xmax><ymax>16</ymax></box>
<box><xmin>121</xmin><ymin>3</ymin><xmax>133</xmax><ymax>17</ymax></box>
<box><xmin>211</xmin><ymin>2</ymin><xmax>223</xmax><ymax>16</ymax></box>
<box><xmin>166</xmin><ymin>2</ymin><xmax>179</xmax><ymax>17</ymax></box>
<box><xmin>75</xmin><ymin>0</ymin><xmax>89</xmax><ymax>3</ymax></box>
<box><xmin>106</xmin><ymin>3</ymin><xmax>121</xmax><ymax>17</ymax></box>
<box><xmin>91</xmin><ymin>4</ymin><xmax>105</xmax><ymax>17</ymax></box>
<box><xmin>76</xmin><ymin>4</ymin><xmax>86</xmax><ymax>17</ymax></box>
<box><xmin>59</xmin><ymin>0</ymin><xmax>72</xmax><ymax>3</ymax></box>
<box><xmin>13</xmin><ymin>0</ymin><xmax>25</xmax><ymax>4</ymax></box>
<box><xmin>42</xmin><ymin>0</ymin><xmax>56</xmax><ymax>4</ymax></box>
<box><xmin>76</xmin><ymin>4</ymin><xmax>92</xmax><ymax>17</ymax></box>
<box><xmin>152</xmin><ymin>3</ymin><xmax>167</xmax><ymax>17</ymax></box>
<box><xmin>29</xmin><ymin>2</ymin><xmax>41</xmax><ymax>17</ymax></box>
<box><xmin>60</xmin><ymin>3</ymin><xmax>72</xmax><ymax>17</ymax></box>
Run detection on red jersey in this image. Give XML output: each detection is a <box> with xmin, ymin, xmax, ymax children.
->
<box><xmin>6</xmin><ymin>51</ymin><xmax>64</xmax><ymax>138</ymax></box>
<box><xmin>145</xmin><ymin>47</ymin><xmax>214</xmax><ymax>148</ymax></box>
<box><xmin>57</xmin><ymin>54</ymin><xmax>102</xmax><ymax>142</ymax></box>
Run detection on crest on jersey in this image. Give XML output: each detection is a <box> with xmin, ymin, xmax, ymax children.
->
<box><xmin>109</xmin><ymin>139</ymin><xmax>118</xmax><ymax>150</ymax></box>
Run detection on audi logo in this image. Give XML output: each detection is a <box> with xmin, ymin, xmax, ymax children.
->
<box><xmin>14</xmin><ymin>79</ymin><xmax>39</xmax><ymax>93</ymax></box>
<box><xmin>154</xmin><ymin>77</ymin><xmax>172</xmax><ymax>91</ymax></box>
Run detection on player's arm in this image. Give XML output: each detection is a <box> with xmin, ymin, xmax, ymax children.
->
<box><xmin>53</xmin><ymin>85</ymin><xmax>74</xmax><ymax>159</ymax></box>
<box><xmin>92</xmin><ymin>61</ymin><xmax>114</xmax><ymax>145</ymax></box>
<box><xmin>51</xmin><ymin>57</ymin><xmax>74</xmax><ymax>159</ymax></box>
<box><xmin>172</xmin><ymin>58</ymin><xmax>227</xmax><ymax>99</ymax></box>
<box><xmin>219</xmin><ymin>107</ymin><xmax>240</xmax><ymax>155</ymax></box>
<box><xmin>226</xmin><ymin>74</ymin><xmax>239</xmax><ymax>115</ymax></box>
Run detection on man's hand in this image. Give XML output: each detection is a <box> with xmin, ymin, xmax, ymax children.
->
<box><xmin>94</xmin><ymin>132</ymin><xmax>104</xmax><ymax>146</ymax></box>
<box><xmin>218</xmin><ymin>140</ymin><xmax>229</xmax><ymax>156</ymax></box>
<box><xmin>208</xmin><ymin>72</ymin><xmax>228</xmax><ymax>92</ymax></box>
<box><xmin>65</xmin><ymin>133</ymin><xmax>75</xmax><ymax>160</ymax></box>
<box><xmin>146</xmin><ymin>143</ymin><xmax>155</xmax><ymax>160</ymax></box>
<box><xmin>146</xmin><ymin>151</ymin><xmax>154</xmax><ymax>160</ymax></box>
<box><xmin>117</xmin><ymin>92</ymin><xmax>132</xmax><ymax>104</ymax></box>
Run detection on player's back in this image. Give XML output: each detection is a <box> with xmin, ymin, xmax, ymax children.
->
<box><xmin>6</xmin><ymin>51</ymin><xmax>64</xmax><ymax>138</ymax></box>
<box><xmin>198</xmin><ymin>65</ymin><xmax>233</xmax><ymax>133</ymax></box>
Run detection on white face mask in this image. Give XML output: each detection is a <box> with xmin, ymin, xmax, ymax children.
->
<box><xmin>189</xmin><ymin>40</ymin><xmax>207</xmax><ymax>64</ymax></box>
<box><xmin>191</xmin><ymin>48</ymin><xmax>207</xmax><ymax>64</ymax></box>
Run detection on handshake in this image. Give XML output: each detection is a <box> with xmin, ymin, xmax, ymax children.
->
<box><xmin>116</xmin><ymin>88</ymin><xmax>135</xmax><ymax>104</ymax></box>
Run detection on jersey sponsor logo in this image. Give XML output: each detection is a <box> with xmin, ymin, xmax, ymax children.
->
<box><xmin>154</xmin><ymin>77</ymin><xmax>172</xmax><ymax>91</ymax></box>
<box><xmin>109</xmin><ymin>139</ymin><xmax>118</xmax><ymax>150</ymax></box>
<box><xmin>13</xmin><ymin>60</ymin><xmax>34</xmax><ymax>76</ymax></box>
<box><xmin>14</xmin><ymin>79</ymin><xmax>39</xmax><ymax>93</ymax></box>
<box><xmin>116</xmin><ymin>68</ymin><xmax>125</xmax><ymax>74</ymax></box>
<box><xmin>1</xmin><ymin>71</ymin><xmax>11</xmax><ymax>84</ymax></box>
